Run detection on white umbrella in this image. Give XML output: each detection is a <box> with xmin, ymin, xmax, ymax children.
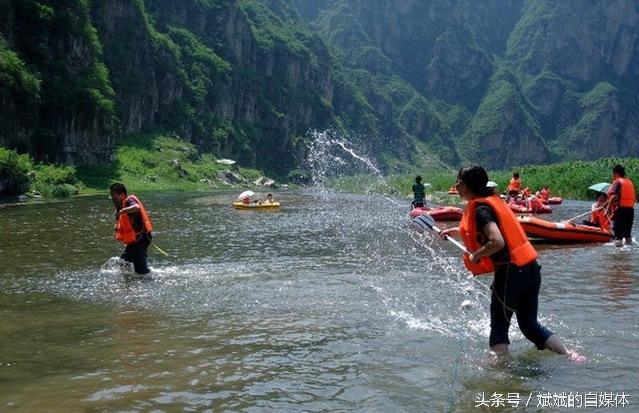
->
<box><xmin>486</xmin><ymin>181</ymin><xmax>498</xmax><ymax>188</ymax></box>
<box><xmin>588</xmin><ymin>183</ymin><xmax>610</xmax><ymax>193</ymax></box>
<box><xmin>237</xmin><ymin>190</ymin><xmax>256</xmax><ymax>201</ymax></box>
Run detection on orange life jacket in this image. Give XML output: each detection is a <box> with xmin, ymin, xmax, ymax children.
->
<box><xmin>459</xmin><ymin>194</ymin><xmax>538</xmax><ymax>275</ymax></box>
<box><xmin>521</xmin><ymin>187</ymin><xmax>530</xmax><ymax>198</ymax></box>
<box><xmin>540</xmin><ymin>188</ymin><xmax>549</xmax><ymax>201</ymax></box>
<box><xmin>507</xmin><ymin>178</ymin><xmax>521</xmax><ymax>192</ymax></box>
<box><xmin>528</xmin><ymin>195</ymin><xmax>543</xmax><ymax>212</ymax></box>
<box><xmin>591</xmin><ymin>208</ymin><xmax>611</xmax><ymax>232</ymax></box>
<box><xmin>115</xmin><ymin>195</ymin><xmax>153</xmax><ymax>245</ymax></box>
<box><xmin>613</xmin><ymin>177</ymin><xmax>636</xmax><ymax>208</ymax></box>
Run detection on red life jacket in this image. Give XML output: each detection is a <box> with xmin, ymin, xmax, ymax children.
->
<box><xmin>115</xmin><ymin>195</ymin><xmax>153</xmax><ymax>245</ymax></box>
<box><xmin>540</xmin><ymin>188</ymin><xmax>549</xmax><ymax>201</ymax></box>
<box><xmin>459</xmin><ymin>194</ymin><xmax>538</xmax><ymax>275</ymax></box>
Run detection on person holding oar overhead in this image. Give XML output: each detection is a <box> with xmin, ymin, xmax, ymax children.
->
<box><xmin>607</xmin><ymin>164</ymin><xmax>635</xmax><ymax>247</ymax></box>
<box><xmin>438</xmin><ymin>166</ymin><xmax>584</xmax><ymax>362</ymax></box>
<box><xmin>110</xmin><ymin>183</ymin><xmax>153</xmax><ymax>275</ymax></box>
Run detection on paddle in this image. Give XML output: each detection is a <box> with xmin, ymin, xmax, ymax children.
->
<box><xmin>562</xmin><ymin>199</ymin><xmax>611</xmax><ymax>223</ymax></box>
<box><xmin>151</xmin><ymin>241</ymin><xmax>169</xmax><ymax>256</ymax></box>
<box><xmin>411</xmin><ymin>214</ymin><xmax>470</xmax><ymax>254</ymax></box>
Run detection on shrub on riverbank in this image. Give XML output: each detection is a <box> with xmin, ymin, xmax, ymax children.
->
<box><xmin>0</xmin><ymin>147</ymin><xmax>32</xmax><ymax>197</ymax></box>
<box><xmin>0</xmin><ymin>147</ymin><xmax>80</xmax><ymax>198</ymax></box>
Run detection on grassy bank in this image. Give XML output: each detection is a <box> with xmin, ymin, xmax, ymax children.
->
<box><xmin>76</xmin><ymin>134</ymin><xmax>264</xmax><ymax>193</ymax></box>
<box><xmin>329</xmin><ymin>158</ymin><xmax>639</xmax><ymax>201</ymax></box>
<box><xmin>1</xmin><ymin>133</ymin><xmax>269</xmax><ymax>199</ymax></box>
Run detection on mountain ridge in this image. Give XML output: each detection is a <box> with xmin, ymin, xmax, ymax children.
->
<box><xmin>1</xmin><ymin>0</ymin><xmax>638</xmax><ymax>175</ymax></box>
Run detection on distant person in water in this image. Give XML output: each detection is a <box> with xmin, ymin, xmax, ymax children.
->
<box><xmin>412</xmin><ymin>175</ymin><xmax>426</xmax><ymax>208</ymax></box>
<box><xmin>440</xmin><ymin>165</ymin><xmax>585</xmax><ymax>362</ymax></box>
<box><xmin>110</xmin><ymin>183</ymin><xmax>153</xmax><ymax>274</ymax></box>
<box><xmin>607</xmin><ymin>164</ymin><xmax>635</xmax><ymax>246</ymax></box>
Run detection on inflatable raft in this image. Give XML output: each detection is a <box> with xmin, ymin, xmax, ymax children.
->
<box><xmin>409</xmin><ymin>206</ymin><xmax>463</xmax><ymax>221</ymax></box>
<box><xmin>233</xmin><ymin>201</ymin><xmax>280</xmax><ymax>210</ymax></box>
<box><xmin>517</xmin><ymin>216</ymin><xmax>612</xmax><ymax>243</ymax></box>
<box><xmin>509</xmin><ymin>202</ymin><xmax>552</xmax><ymax>214</ymax></box>
<box><xmin>542</xmin><ymin>197</ymin><xmax>563</xmax><ymax>205</ymax></box>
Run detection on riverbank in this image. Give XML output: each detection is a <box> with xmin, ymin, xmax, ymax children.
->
<box><xmin>329</xmin><ymin>158</ymin><xmax>639</xmax><ymax>201</ymax></box>
<box><xmin>1</xmin><ymin>134</ymin><xmax>275</xmax><ymax>200</ymax></box>
<box><xmin>4</xmin><ymin>137</ymin><xmax>638</xmax><ymax>202</ymax></box>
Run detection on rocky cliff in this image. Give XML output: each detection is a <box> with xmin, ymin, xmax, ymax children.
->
<box><xmin>1</xmin><ymin>0</ymin><xmax>638</xmax><ymax>173</ymax></box>
<box><xmin>300</xmin><ymin>0</ymin><xmax>639</xmax><ymax>169</ymax></box>
<box><xmin>0</xmin><ymin>0</ymin><xmax>116</xmax><ymax>165</ymax></box>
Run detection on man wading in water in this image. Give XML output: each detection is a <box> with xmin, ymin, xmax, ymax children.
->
<box><xmin>110</xmin><ymin>183</ymin><xmax>153</xmax><ymax>274</ymax></box>
<box><xmin>440</xmin><ymin>165</ymin><xmax>585</xmax><ymax>362</ymax></box>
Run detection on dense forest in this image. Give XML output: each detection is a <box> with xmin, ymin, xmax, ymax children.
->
<box><xmin>1</xmin><ymin>0</ymin><xmax>638</xmax><ymax>176</ymax></box>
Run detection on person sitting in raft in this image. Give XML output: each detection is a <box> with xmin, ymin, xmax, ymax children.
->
<box><xmin>109</xmin><ymin>183</ymin><xmax>153</xmax><ymax>275</ymax></box>
<box><xmin>539</xmin><ymin>185</ymin><xmax>550</xmax><ymax>203</ymax></box>
<box><xmin>439</xmin><ymin>165</ymin><xmax>584</xmax><ymax>362</ymax></box>
<box><xmin>412</xmin><ymin>175</ymin><xmax>426</xmax><ymax>208</ymax></box>
<box><xmin>583</xmin><ymin>193</ymin><xmax>611</xmax><ymax>231</ymax></box>
<box><xmin>506</xmin><ymin>172</ymin><xmax>522</xmax><ymax>200</ymax></box>
<box><xmin>527</xmin><ymin>193</ymin><xmax>545</xmax><ymax>213</ymax></box>
<box><xmin>261</xmin><ymin>193</ymin><xmax>275</xmax><ymax>205</ymax></box>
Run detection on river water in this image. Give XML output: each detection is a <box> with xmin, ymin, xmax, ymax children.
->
<box><xmin>1</xmin><ymin>191</ymin><xmax>637</xmax><ymax>412</ymax></box>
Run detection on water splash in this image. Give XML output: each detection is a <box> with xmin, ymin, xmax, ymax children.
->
<box><xmin>100</xmin><ymin>257</ymin><xmax>133</xmax><ymax>274</ymax></box>
<box><xmin>306</xmin><ymin>130</ymin><xmax>382</xmax><ymax>188</ymax></box>
<box><xmin>304</xmin><ymin>130</ymin><xmax>492</xmax><ymax>346</ymax></box>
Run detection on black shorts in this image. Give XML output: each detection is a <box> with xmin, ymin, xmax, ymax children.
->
<box><xmin>613</xmin><ymin>207</ymin><xmax>634</xmax><ymax>239</ymax></box>
<box><xmin>121</xmin><ymin>232</ymin><xmax>152</xmax><ymax>274</ymax></box>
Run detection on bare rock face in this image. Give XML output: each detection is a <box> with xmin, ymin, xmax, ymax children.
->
<box><xmin>0</xmin><ymin>1</ymin><xmax>116</xmax><ymax>165</ymax></box>
<box><xmin>424</xmin><ymin>28</ymin><xmax>492</xmax><ymax>105</ymax></box>
<box><xmin>508</xmin><ymin>0</ymin><xmax>639</xmax><ymax>82</ymax></box>
<box><xmin>253</xmin><ymin>176</ymin><xmax>277</xmax><ymax>187</ymax></box>
<box><xmin>216</xmin><ymin>170</ymin><xmax>247</xmax><ymax>185</ymax></box>
<box><xmin>461</xmin><ymin>70</ymin><xmax>551</xmax><ymax>168</ymax></box>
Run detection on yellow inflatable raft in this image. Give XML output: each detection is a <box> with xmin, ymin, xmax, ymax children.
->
<box><xmin>232</xmin><ymin>201</ymin><xmax>280</xmax><ymax>210</ymax></box>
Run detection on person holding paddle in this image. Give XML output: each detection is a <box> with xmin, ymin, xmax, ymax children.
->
<box><xmin>110</xmin><ymin>183</ymin><xmax>153</xmax><ymax>274</ymax></box>
<box><xmin>439</xmin><ymin>165</ymin><xmax>584</xmax><ymax>362</ymax></box>
<box><xmin>582</xmin><ymin>193</ymin><xmax>611</xmax><ymax>231</ymax></box>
